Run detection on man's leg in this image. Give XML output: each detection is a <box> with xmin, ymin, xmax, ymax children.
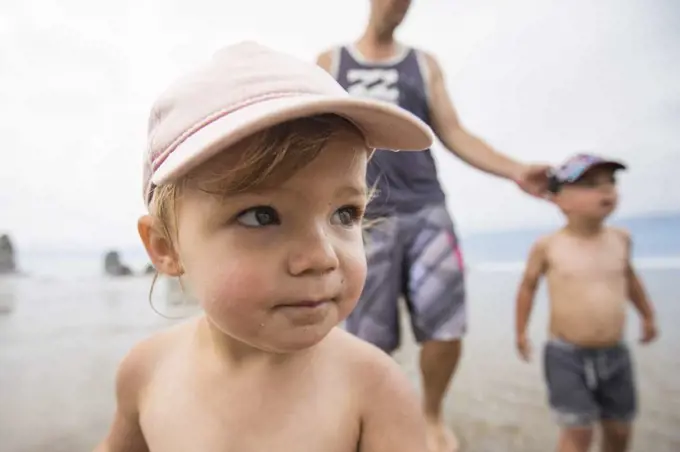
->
<box><xmin>404</xmin><ymin>204</ymin><xmax>466</xmax><ymax>452</ymax></box>
<box><xmin>345</xmin><ymin>217</ymin><xmax>403</xmax><ymax>353</ymax></box>
<box><xmin>420</xmin><ymin>340</ymin><xmax>462</xmax><ymax>452</ymax></box>
<box><xmin>420</xmin><ymin>339</ymin><xmax>462</xmax><ymax>420</ymax></box>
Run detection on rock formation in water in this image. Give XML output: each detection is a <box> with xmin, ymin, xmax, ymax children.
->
<box><xmin>0</xmin><ymin>234</ymin><xmax>17</xmax><ymax>274</ymax></box>
<box><xmin>103</xmin><ymin>251</ymin><xmax>132</xmax><ymax>276</ymax></box>
<box><xmin>144</xmin><ymin>263</ymin><xmax>155</xmax><ymax>275</ymax></box>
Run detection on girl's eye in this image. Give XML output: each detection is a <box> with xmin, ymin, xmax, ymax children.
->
<box><xmin>235</xmin><ymin>206</ymin><xmax>281</xmax><ymax>227</ymax></box>
<box><xmin>331</xmin><ymin>205</ymin><xmax>363</xmax><ymax>227</ymax></box>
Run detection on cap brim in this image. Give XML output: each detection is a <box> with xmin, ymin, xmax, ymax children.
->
<box><xmin>565</xmin><ymin>159</ymin><xmax>627</xmax><ymax>183</ymax></box>
<box><xmin>595</xmin><ymin>160</ymin><xmax>626</xmax><ymax>171</ymax></box>
<box><xmin>151</xmin><ymin>94</ymin><xmax>433</xmax><ymax>186</ymax></box>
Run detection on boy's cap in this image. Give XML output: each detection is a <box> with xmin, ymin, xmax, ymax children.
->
<box><xmin>143</xmin><ymin>41</ymin><xmax>434</xmax><ymax>205</ymax></box>
<box><xmin>550</xmin><ymin>153</ymin><xmax>626</xmax><ymax>185</ymax></box>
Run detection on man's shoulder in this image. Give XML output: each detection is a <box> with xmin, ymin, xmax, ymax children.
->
<box><xmin>409</xmin><ymin>46</ymin><xmax>438</xmax><ymax>66</ymax></box>
<box><xmin>316</xmin><ymin>47</ymin><xmax>335</xmax><ymax>60</ymax></box>
<box><xmin>315</xmin><ymin>44</ymin><xmax>348</xmax><ymax>60</ymax></box>
<box><xmin>410</xmin><ymin>46</ymin><xmax>435</xmax><ymax>59</ymax></box>
<box><xmin>315</xmin><ymin>45</ymin><xmax>345</xmax><ymax>73</ymax></box>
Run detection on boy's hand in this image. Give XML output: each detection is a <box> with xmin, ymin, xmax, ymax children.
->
<box><xmin>516</xmin><ymin>334</ymin><xmax>531</xmax><ymax>361</ymax></box>
<box><xmin>640</xmin><ymin>319</ymin><xmax>658</xmax><ymax>344</ymax></box>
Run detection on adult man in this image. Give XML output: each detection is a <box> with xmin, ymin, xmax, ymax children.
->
<box><xmin>316</xmin><ymin>1</ymin><xmax>549</xmax><ymax>451</ymax></box>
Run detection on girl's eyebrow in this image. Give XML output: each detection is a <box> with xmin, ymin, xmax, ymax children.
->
<box><xmin>335</xmin><ymin>184</ymin><xmax>369</xmax><ymax>198</ymax></box>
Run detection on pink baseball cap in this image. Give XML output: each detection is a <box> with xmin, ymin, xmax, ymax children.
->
<box><xmin>143</xmin><ymin>41</ymin><xmax>434</xmax><ymax>205</ymax></box>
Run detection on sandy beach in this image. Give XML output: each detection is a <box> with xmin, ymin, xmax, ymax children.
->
<box><xmin>0</xmin><ymin>268</ymin><xmax>678</xmax><ymax>452</ymax></box>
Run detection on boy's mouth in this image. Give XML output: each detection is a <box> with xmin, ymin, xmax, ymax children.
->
<box><xmin>600</xmin><ymin>199</ymin><xmax>614</xmax><ymax>208</ymax></box>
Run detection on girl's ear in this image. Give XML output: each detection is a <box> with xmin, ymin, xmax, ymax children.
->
<box><xmin>138</xmin><ymin>215</ymin><xmax>183</xmax><ymax>276</ymax></box>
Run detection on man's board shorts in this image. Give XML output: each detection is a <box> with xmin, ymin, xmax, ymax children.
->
<box><xmin>544</xmin><ymin>338</ymin><xmax>637</xmax><ymax>427</ymax></box>
<box><xmin>345</xmin><ymin>203</ymin><xmax>466</xmax><ymax>353</ymax></box>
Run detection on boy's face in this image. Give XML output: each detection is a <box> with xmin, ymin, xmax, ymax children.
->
<box><xmin>173</xmin><ymin>131</ymin><xmax>370</xmax><ymax>353</ymax></box>
<box><xmin>554</xmin><ymin>166</ymin><xmax>619</xmax><ymax>220</ymax></box>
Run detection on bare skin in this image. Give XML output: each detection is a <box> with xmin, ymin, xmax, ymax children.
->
<box><xmin>316</xmin><ymin>2</ymin><xmax>550</xmax><ymax>451</ymax></box>
<box><xmin>95</xmin><ymin>132</ymin><xmax>428</xmax><ymax>451</ymax></box>
<box><xmin>95</xmin><ymin>321</ymin><xmax>424</xmax><ymax>452</ymax></box>
<box><xmin>515</xmin><ymin>166</ymin><xmax>658</xmax><ymax>452</ymax></box>
<box><xmin>541</xmin><ymin>227</ymin><xmax>630</xmax><ymax>346</ymax></box>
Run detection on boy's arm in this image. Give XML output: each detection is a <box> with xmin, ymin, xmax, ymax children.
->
<box><xmin>620</xmin><ymin>230</ymin><xmax>658</xmax><ymax>342</ymax></box>
<box><xmin>94</xmin><ymin>346</ymin><xmax>150</xmax><ymax>452</ymax></box>
<box><xmin>515</xmin><ymin>237</ymin><xmax>548</xmax><ymax>360</ymax></box>
<box><xmin>358</xmin><ymin>354</ymin><xmax>428</xmax><ymax>451</ymax></box>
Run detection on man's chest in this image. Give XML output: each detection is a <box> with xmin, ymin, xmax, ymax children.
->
<box><xmin>341</xmin><ymin>66</ymin><xmax>426</xmax><ymax>108</ymax></box>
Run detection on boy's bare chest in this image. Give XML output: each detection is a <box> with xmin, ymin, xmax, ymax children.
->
<box><xmin>548</xmin><ymin>235</ymin><xmax>627</xmax><ymax>280</ymax></box>
<box><xmin>140</xmin><ymin>366</ymin><xmax>360</xmax><ymax>452</ymax></box>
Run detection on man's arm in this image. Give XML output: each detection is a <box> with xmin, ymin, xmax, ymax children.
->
<box><xmin>515</xmin><ymin>237</ymin><xmax>548</xmax><ymax>360</ymax></box>
<box><xmin>423</xmin><ymin>52</ymin><xmax>524</xmax><ymax>180</ymax></box>
<box><xmin>94</xmin><ymin>346</ymin><xmax>150</xmax><ymax>452</ymax></box>
<box><xmin>619</xmin><ymin>230</ymin><xmax>658</xmax><ymax>343</ymax></box>
<box><xmin>358</xmin><ymin>353</ymin><xmax>428</xmax><ymax>451</ymax></box>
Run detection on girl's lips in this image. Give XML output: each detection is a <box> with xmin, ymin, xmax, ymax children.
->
<box><xmin>277</xmin><ymin>299</ymin><xmax>333</xmax><ymax>309</ymax></box>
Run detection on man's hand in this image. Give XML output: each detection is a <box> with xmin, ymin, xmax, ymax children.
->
<box><xmin>516</xmin><ymin>334</ymin><xmax>532</xmax><ymax>362</ymax></box>
<box><xmin>424</xmin><ymin>51</ymin><xmax>556</xmax><ymax>197</ymax></box>
<box><xmin>514</xmin><ymin>164</ymin><xmax>552</xmax><ymax>199</ymax></box>
<box><xmin>640</xmin><ymin>318</ymin><xmax>658</xmax><ymax>344</ymax></box>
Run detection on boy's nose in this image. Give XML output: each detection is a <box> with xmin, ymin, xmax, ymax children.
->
<box><xmin>287</xmin><ymin>226</ymin><xmax>339</xmax><ymax>276</ymax></box>
<box><xmin>599</xmin><ymin>183</ymin><xmax>615</xmax><ymax>193</ymax></box>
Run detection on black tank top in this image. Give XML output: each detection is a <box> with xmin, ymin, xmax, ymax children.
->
<box><xmin>332</xmin><ymin>45</ymin><xmax>445</xmax><ymax>215</ymax></box>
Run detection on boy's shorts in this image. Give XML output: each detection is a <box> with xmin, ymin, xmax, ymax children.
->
<box><xmin>544</xmin><ymin>338</ymin><xmax>637</xmax><ymax>427</ymax></box>
<box><xmin>345</xmin><ymin>203</ymin><xmax>466</xmax><ymax>353</ymax></box>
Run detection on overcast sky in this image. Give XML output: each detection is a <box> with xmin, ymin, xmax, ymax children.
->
<box><xmin>1</xmin><ymin>0</ymin><xmax>678</xmax><ymax>253</ymax></box>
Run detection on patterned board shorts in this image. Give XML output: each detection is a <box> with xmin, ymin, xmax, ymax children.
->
<box><xmin>345</xmin><ymin>203</ymin><xmax>467</xmax><ymax>353</ymax></box>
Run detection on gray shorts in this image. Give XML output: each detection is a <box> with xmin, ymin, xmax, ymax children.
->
<box><xmin>345</xmin><ymin>204</ymin><xmax>466</xmax><ymax>353</ymax></box>
<box><xmin>544</xmin><ymin>339</ymin><xmax>637</xmax><ymax>427</ymax></box>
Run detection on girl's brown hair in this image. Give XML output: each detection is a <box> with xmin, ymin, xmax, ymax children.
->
<box><xmin>150</xmin><ymin>113</ymin><xmax>368</xmax><ymax>246</ymax></box>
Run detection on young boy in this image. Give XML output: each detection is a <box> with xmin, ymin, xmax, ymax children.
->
<box><xmin>95</xmin><ymin>41</ymin><xmax>435</xmax><ymax>451</ymax></box>
<box><xmin>515</xmin><ymin>154</ymin><xmax>659</xmax><ymax>452</ymax></box>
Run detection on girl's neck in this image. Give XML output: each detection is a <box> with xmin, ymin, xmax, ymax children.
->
<box><xmin>196</xmin><ymin>316</ymin><xmax>293</xmax><ymax>371</ymax></box>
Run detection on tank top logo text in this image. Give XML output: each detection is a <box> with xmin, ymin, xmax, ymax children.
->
<box><xmin>346</xmin><ymin>68</ymin><xmax>399</xmax><ymax>104</ymax></box>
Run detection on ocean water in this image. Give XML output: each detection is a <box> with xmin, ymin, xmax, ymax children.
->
<box><xmin>461</xmin><ymin>212</ymin><xmax>680</xmax><ymax>264</ymax></box>
<box><xmin>12</xmin><ymin>212</ymin><xmax>680</xmax><ymax>279</ymax></box>
<box><xmin>0</xmin><ymin>265</ymin><xmax>678</xmax><ymax>452</ymax></box>
<box><xmin>1</xmin><ymin>213</ymin><xmax>678</xmax><ymax>451</ymax></box>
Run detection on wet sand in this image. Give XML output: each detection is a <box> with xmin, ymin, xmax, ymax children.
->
<box><xmin>0</xmin><ymin>269</ymin><xmax>678</xmax><ymax>451</ymax></box>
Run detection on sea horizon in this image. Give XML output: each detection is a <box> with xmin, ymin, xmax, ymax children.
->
<box><xmin>4</xmin><ymin>210</ymin><xmax>679</xmax><ymax>279</ymax></box>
